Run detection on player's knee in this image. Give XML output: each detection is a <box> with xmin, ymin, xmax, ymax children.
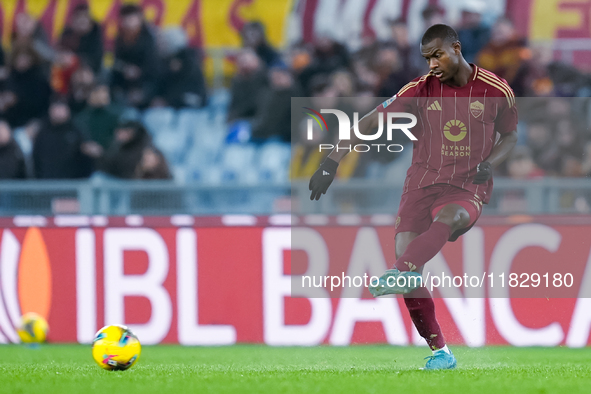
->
<box><xmin>434</xmin><ymin>205</ymin><xmax>470</xmax><ymax>232</ymax></box>
<box><xmin>453</xmin><ymin>209</ymin><xmax>471</xmax><ymax>231</ymax></box>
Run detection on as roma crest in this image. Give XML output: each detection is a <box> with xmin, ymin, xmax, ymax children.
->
<box><xmin>470</xmin><ymin>100</ymin><xmax>484</xmax><ymax>118</ymax></box>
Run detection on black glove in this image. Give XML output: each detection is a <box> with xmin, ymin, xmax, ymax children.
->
<box><xmin>472</xmin><ymin>161</ymin><xmax>493</xmax><ymax>184</ymax></box>
<box><xmin>309</xmin><ymin>158</ymin><xmax>339</xmax><ymax>200</ymax></box>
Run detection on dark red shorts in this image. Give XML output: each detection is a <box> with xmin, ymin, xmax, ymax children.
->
<box><xmin>395</xmin><ymin>184</ymin><xmax>483</xmax><ymax>242</ymax></box>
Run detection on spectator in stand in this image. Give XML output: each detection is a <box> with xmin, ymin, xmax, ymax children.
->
<box><xmin>422</xmin><ymin>4</ymin><xmax>447</xmax><ymax>29</ymax></box>
<box><xmin>292</xmin><ymin>81</ymin><xmax>364</xmax><ymax>178</ymax></box>
<box><xmin>135</xmin><ymin>146</ymin><xmax>172</xmax><ymax>179</ymax></box>
<box><xmin>351</xmin><ymin>60</ymin><xmax>379</xmax><ymax>93</ymax></box>
<box><xmin>476</xmin><ymin>17</ymin><xmax>529</xmax><ymax>95</ymax></box>
<box><xmin>153</xmin><ymin>27</ymin><xmax>207</xmax><ymax>109</ymax></box>
<box><xmin>241</xmin><ymin>21</ymin><xmax>282</xmax><ymax>67</ymax></box>
<box><xmin>11</xmin><ymin>12</ymin><xmax>53</xmax><ymax>71</ymax></box>
<box><xmin>74</xmin><ymin>84</ymin><xmax>122</xmax><ymax>151</ymax></box>
<box><xmin>330</xmin><ymin>70</ymin><xmax>356</xmax><ymax>97</ymax></box>
<box><xmin>33</xmin><ymin>99</ymin><xmax>93</xmax><ymax>179</ymax></box>
<box><xmin>288</xmin><ymin>42</ymin><xmax>312</xmax><ymax>78</ymax></box>
<box><xmin>507</xmin><ymin>147</ymin><xmax>545</xmax><ymax>179</ymax></box>
<box><xmin>556</xmin><ymin>118</ymin><xmax>584</xmax><ymax>157</ymax></box>
<box><xmin>552</xmin><ymin>118</ymin><xmax>584</xmax><ymax>174</ymax></box>
<box><xmin>251</xmin><ymin>65</ymin><xmax>302</xmax><ymax>142</ymax></box>
<box><xmin>523</xmin><ymin>43</ymin><xmax>555</xmax><ymax>96</ymax></box>
<box><xmin>298</xmin><ymin>34</ymin><xmax>351</xmax><ymax>95</ymax></box>
<box><xmin>291</xmin><ymin>116</ymin><xmax>327</xmax><ymax>180</ymax></box>
<box><xmin>546</xmin><ymin>61</ymin><xmax>589</xmax><ymax>97</ymax></box>
<box><xmin>375</xmin><ymin>45</ymin><xmax>412</xmax><ymax>97</ymax></box>
<box><xmin>0</xmin><ymin>46</ymin><xmax>8</xmax><ymax>88</ymax></box>
<box><xmin>457</xmin><ymin>1</ymin><xmax>490</xmax><ymax>63</ymax></box>
<box><xmin>386</xmin><ymin>18</ymin><xmax>424</xmax><ymax>77</ymax></box>
<box><xmin>352</xmin><ymin>86</ymin><xmax>379</xmax><ymax>114</ymax></box>
<box><xmin>68</xmin><ymin>63</ymin><xmax>95</xmax><ymax>115</ymax></box>
<box><xmin>500</xmin><ymin>146</ymin><xmax>544</xmax><ymax>212</ymax></box>
<box><xmin>291</xmin><ymin>106</ymin><xmax>360</xmax><ymax>180</ymax></box>
<box><xmin>526</xmin><ymin>121</ymin><xmax>555</xmax><ymax>173</ymax></box>
<box><xmin>1</xmin><ymin>45</ymin><xmax>52</xmax><ymax>128</ymax></box>
<box><xmin>111</xmin><ymin>4</ymin><xmax>158</xmax><ymax>108</ymax></box>
<box><xmin>352</xmin><ymin>32</ymin><xmax>381</xmax><ymax>74</ymax></box>
<box><xmin>101</xmin><ymin>120</ymin><xmax>151</xmax><ymax>179</ymax></box>
<box><xmin>0</xmin><ymin>119</ymin><xmax>26</xmax><ymax>179</ymax></box>
<box><xmin>561</xmin><ymin>155</ymin><xmax>583</xmax><ymax>177</ymax></box>
<box><xmin>60</xmin><ymin>3</ymin><xmax>103</xmax><ymax>73</ymax></box>
<box><xmin>227</xmin><ymin>49</ymin><xmax>268</xmax><ymax>122</ymax></box>
<box><xmin>581</xmin><ymin>141</ymin><xmax>591</xmax><ymax>177</ymax></box>
<box><xmin>51</xmin><ymin>43</ymin><xmax>80</xmax><ymax>95</ymax></box>
<box><xmin>296</xmin><ymin>78</ymin><xmax>340</xmax><ymax>140</ymax></box>
<box><xmin>526</xmin><ymin>113</ymin><xmax>584</xmax><ymax>176</ymax></box>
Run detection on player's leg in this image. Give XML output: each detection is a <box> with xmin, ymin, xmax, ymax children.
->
<box><xmin>394</xmin><ymin>231</ymin><xmax>418</xmax><ymax>259</ymax></box>
<box><xmin>368</xmin><ymin>188</ymin><xmax>436</xmax><ymax>296</ymax></box>
<box><xmin>396</xmin><ymin>232</ymin><xmax>445</xmax><ymax>351</ymax></box>
<box><xmin>394</xmin><ymin>203</ymin><xmax>470</xmax><ymax>272</ymax></box>
<box><xmin>368</xmin><ymin>231</ymin><xmax>424</xmax><ymax>295</ymax></box>
<box><xmin>396</xmin><ymin>232</ymin><xmax>455</xmax><ymax>369</ymax></box>
<box><xmin>369</xmin><ymin>203</ymin><xmax>470</xmax><ymax>295</ymax></box>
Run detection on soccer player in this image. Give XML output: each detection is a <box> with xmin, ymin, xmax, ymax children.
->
<box><xmin>308</xmin><ymin>24</ymin><xmax>518</xmax><ymax>370</ymax></box>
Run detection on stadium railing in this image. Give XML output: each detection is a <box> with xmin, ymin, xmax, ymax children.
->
<box><xmin>0</xmin><ymin>178</ymin><xmax>590</xmax><ymax>216</ymax></box>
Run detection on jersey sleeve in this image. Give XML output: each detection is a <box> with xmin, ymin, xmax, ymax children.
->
<box><xmin>376</xmin><ymin>78</ymin><xmax>420</xmax><ymax>113</ymax></box>
<box><xmin>494</xmin><ymin>87</ymin><xmax>518</xmax><ymax>135</ymax></box>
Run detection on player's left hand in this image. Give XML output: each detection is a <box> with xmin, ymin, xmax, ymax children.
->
<box><xmin>472</xmin><ymin>161</ymin><xmax>492</xmax><ymax>184</ymax></box>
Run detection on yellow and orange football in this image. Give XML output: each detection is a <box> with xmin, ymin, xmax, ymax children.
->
<box><xmin>17</xmin><ymin>313</ymin><xmax>49</xmax><ymax>344</ymax></box>
<box><xmin>92</xmin><ymin>325</ymin><xmax>141</xmax><ymax>371</ymax></box>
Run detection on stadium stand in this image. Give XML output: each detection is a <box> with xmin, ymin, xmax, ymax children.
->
<box><xmin>0</xmin><ymin>2</ymin><xmax>591</xmax><ymax>215</ymax></box>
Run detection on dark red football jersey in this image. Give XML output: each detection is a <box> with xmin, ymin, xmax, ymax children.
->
<box><xmin>377</xmin><ymin>64</ymin><xmax>518</xmax><ymax>203</ymax></box>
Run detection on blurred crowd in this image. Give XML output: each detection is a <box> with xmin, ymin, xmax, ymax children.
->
<box><xmin>283</xmin><ymin>4</ymin><xmax>591</xmax><ymax>181</ymax></box>
<box><xmin>0</xmin><ymin>3</ymin><xmax>206</xmax><ymax>181</ymax></box>
<box><xmin>1</xmin><ymin>3</ymin><xmax>591</xmax><ymax>183</ymax></box>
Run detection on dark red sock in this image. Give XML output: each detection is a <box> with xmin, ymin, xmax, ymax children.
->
<box><xmin>404</xmin><ymin>287</ymin><xmax>446</xmax><ymax>350</ymax></box>
<box><xmin>395</xmin><ymin>221</ymin><xmax>452</xmax><ymax>272</ymax></box>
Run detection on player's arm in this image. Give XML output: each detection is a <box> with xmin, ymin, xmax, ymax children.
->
<box><xmin>308</xmin><ymin>79</ymin><xmax>418</xmax><ymax>200</ymax></box>
<box><xmin>472</xmin><ymin>130</ymin><xmax>518</xmax><ymax>184</ymax></box>
<box><xmin>308</xmin><ymin>109</ymin><xmax>380</xmax><ymax>200</ymax></box>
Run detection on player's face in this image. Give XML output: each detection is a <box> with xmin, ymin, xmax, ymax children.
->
<box><xmin>420</xmin><ymin>38</ymin><xmax>461</xmax><ymax>83</ymax></box>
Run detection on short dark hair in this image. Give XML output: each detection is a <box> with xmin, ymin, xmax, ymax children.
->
<box><xmin>421</xmin><ymin>24</ymin><xmax>459</xmax><ymax>46</ymax></box>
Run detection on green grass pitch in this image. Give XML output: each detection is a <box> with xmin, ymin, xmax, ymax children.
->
<box><xmin>1</xmin><ymin>345</ymin><xmax>590</xmax><ymax>393</ymax></box>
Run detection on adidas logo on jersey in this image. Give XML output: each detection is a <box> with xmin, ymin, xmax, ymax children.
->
<box><xmin>428</xmin><ymin>100</ymin><xmax>442</xmax><ymax>111</ymax></box>
<box><xmin>323</xmin><ymin>170</ymin><xmax>330</xmax><ymax>176</ymax></box>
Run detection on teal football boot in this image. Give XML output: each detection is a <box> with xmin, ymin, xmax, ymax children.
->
<box><xmin>368</xmin><ymin>268</ymin><xmax>423</xmax><ymax>296</ymax></box>
<box><xmin>423</xmin><ymin>349</ymin><xmax>457</xmax><ymax>370</ymax></box>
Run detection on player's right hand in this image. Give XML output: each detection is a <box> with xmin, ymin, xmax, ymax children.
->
<box><xmin>472</xmin><ymin>161</ymin><xmax>493</xmax><ymax>184</ymax></box>
<box><xmin>309</xmin><ymin>158</ymin><xmax>339</xmax><ymax>201</ymax></box>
